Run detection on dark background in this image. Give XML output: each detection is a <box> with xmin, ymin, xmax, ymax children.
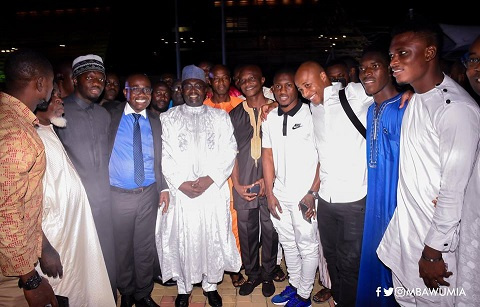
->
<box><xmin>1</xmin><ymin>0</ymin><xmax>478</xmax><ymax>83</ymax></box>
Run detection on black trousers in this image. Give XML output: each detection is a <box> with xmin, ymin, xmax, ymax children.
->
<box><xmin>111</xmin><ymin>184</ymin><xmax>159</xmax><ymax>300</ymax></box>
<box><xmin>317</xmin><ymin>196</ymin><xmax>365</xmax><ymax>307</ymax></box>
<box><xmin>237</xmin><ymin>197</ymin><xmax>279</xmax><ymax>281</ymax></box>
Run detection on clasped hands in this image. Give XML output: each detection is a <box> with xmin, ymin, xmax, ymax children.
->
<box><xmin>180</xmin><ymin>176</ymin><xmax>214</xmax><ymax>198</ymax></box>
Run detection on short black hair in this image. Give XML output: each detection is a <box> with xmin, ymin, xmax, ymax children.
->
<box><xmin>392</xmin><ymin>12</ymin><xmax>444</xmax><ymax>52</ymax></box>
<box><xmin>362</xmin><ymin>39</ymin><xmax>391</xmax><ymax>65</ymax></box>
<box><xmin>325</xmin><ymin>58</ymin><xmax>348</xmax><ymax>70</ymax></box>
<box><xmin>273</xmin><ymin>67</ymin><xmax>296</xmax><ymax>81</ymax></box>
<box><xmin>4</xmin><ymin>48</ymin><xmax>52</xmax><ymax>85</ymax></box>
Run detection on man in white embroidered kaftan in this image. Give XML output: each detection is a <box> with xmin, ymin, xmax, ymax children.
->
<box><xmin>157</xmin><ymin>65</ymin><xmax>241</xmax><ymax>307</ymax></box>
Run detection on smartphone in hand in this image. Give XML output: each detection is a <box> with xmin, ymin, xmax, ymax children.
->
<box><xmin>299</xmin><ymin>202</ymin><xmax>311</xmax><ymax>224</ymax></box>
<box><xmin>55</xmin><ymin>295</ymin><xmax>69</xmax><ymax>307</ymax></box>
<box><xmin>246</xmin><ymin>184</ymin><xmax>260</xmax><ymax>194</ymax></box>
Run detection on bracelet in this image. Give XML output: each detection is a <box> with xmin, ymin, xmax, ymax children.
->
<box><xmin>421</xmin><ymin>253</ymin><xmax>443</xmax><ymax>262</ymax></box>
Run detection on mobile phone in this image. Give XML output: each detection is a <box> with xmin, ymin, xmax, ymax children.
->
<box><xmin>299</xmin><ymin>202</ymin><xmax>311</xmax><ymax>224</ymax></box>
<box><xmin>55</xmin><ymin>295</ymin><xmax>69</xmax><ymax>307</ymax></box>
<box><xmin>246</xmin><ymin>184</ymin><xmax>260</xmax><ymax>194</ymax></box>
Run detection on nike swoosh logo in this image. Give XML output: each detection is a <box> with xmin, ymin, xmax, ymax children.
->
<box><xmin>292</xmin><ymin>123</ymin><xmax>302</xmax><ymax>130</ymax></box>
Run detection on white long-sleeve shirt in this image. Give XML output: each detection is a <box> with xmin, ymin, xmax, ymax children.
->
<box><xmin>378</xmin><ymin>75</ymin><xmax>480</xmax><ymax>292</ymax></box>
<box><xmin>311</xmin><ymin>82</ymin><xmax>372</xmax><ymax>203</ymax></box>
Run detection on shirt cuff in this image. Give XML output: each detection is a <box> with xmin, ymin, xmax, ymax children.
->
<box><xmin>209</xmin><ymin>171</ymin><xmax>226</xmax><ymax>187</ymax></box>
<box><xmin>424</xmin><ymin>223</ymin><xmax>460</xmax><ymax>252</ymax></box>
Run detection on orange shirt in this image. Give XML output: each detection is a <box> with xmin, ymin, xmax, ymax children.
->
<box><xmin>204</xmin><ymin>96</ymin><xmax>243</xmax><ymax>113</ymax></box>
<box><xmin>0</xmin><ymin>92</ymin><xmax>45</xmax><ymax>276</ymax></box>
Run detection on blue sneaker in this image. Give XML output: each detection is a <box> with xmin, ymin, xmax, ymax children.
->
<box><xmin>285</xmin><ymin>294</ymin><xmax>311</xmax><ymax>307</ymax></box>
<box><xmin>271</xmin><ymin>285</ymin><xmax>297</xmax><ymax>305</ymax></box>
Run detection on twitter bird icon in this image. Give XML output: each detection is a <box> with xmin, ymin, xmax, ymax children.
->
<box><xmin>383</xmin><ymin>287</ymin><xmax>394</xmax><ymax>296</ymax></box>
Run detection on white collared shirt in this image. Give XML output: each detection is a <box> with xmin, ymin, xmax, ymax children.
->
<box><xmin>124</xmin><ymin>102</ymin><xmax>147</xmax><ymax>118</ymax></box>
<box><xmin>311</xmin><ymin>82</ymin><xmax>372</xmax><ymax>203</ymax></box>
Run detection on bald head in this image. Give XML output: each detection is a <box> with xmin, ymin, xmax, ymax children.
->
<box><xmin>295</xmin><ymin>61</ymin><xmax>330</xmax><ymax>105</ymax></box>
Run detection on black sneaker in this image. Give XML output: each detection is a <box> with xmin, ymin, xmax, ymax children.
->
<box><xmin>239</xmin><ymin>278</ymin><xmax>262</xmax><ymax>295</ymax></box>
<box><xmin>262</xmin><ymin>280</ymin><xmax>275</xmax><ymax>297</ymax></box>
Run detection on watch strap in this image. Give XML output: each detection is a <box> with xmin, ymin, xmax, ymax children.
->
<box><xmin>18</xmin><ymin>271</ymin><xmax>42</xmax><ymax>290</ymax></box>
<box><xmin>307</xmin><ymin>190</ymin><xmax>319</xmax><ymax>199</ymax></box>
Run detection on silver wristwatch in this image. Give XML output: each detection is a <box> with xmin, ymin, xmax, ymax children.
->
<box><xmin>307</xmin><ymin>189</ymin><xmax>319</xmax><ymax>199</ymax></box>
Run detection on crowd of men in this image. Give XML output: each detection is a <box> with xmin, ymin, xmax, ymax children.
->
<box><xmin>1</xmin><ymin>15</ymin><xmax>480</xmax><ymax>307</ymax></box>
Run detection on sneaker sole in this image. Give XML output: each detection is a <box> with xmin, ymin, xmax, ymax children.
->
<box><xmin>271</xmin><ymin>300</ymin><xmax>290</xmax><ymax>306</ymax></box>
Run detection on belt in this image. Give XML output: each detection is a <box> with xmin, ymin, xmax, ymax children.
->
<box><xmin>110</xmin><ymin>185</ymin><xmax>148</xmax><ymax>194</ymax></box>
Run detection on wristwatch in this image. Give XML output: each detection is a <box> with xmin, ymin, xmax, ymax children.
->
<box><xmin>307</xmin><ymin>190</ymin><xmax>319</xmax><ymax>199</ymax></box>
<box><xmin>18</xmin><ymin>271</ymin><xmax>42</xmax><ymax>290</ymax></box>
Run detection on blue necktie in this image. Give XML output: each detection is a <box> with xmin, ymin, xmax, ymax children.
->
<box><xmin>132</xmin><ymin>113</ymin><xmax>144</xmax><ymax>186</ymax></box>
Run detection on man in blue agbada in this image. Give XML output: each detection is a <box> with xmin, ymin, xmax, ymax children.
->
<box><xmin>356</xmin><ymin>45</ymin><xmax>408</xmax><ymax>307</ymax></box>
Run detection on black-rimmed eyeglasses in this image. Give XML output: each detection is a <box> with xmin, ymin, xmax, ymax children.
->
<box><xmin>125</xmin><ymin>87</ymin><xmax>153</xmax><ymax>95</ymax></box>
<box><xmin>462</xmin><ymin>56</ymin><xmax>480</xmax><ymax>69</ymax></box>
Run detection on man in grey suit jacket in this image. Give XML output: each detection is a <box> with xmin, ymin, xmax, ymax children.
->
<box><xmin>107</xmin><ymin>73</ymin><xmax>169</xmax><ymax>307</ymax></box>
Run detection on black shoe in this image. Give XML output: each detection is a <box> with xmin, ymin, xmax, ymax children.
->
<box><xmin>239</xmin><ymin>278</ymin><xmax>262</xmax><ymax>296</ymax></box>
<box><xmin>153</xmin><ymin>275</ymin><xmax>177</xmax><ymax>287</ymax></box>
<box><xmin>135</xmin><ymin>295</ymin><xmax>160</xmax><ymax>307</ymax></box>
<box><xmin>163</xmin><ymin>278</ymin><xmax>177</xmax><ymax>286</ymax></box>
<box><xmin>120</xmin><ymin>294</ymin><xmax>135</xmax><ymax>307</ymax></box>
<box><xmin>175</xmin><ymin>294</ymin><xmax>190</xmax><ymax>307</ymax></box>
<box><xmin>262</xmin><ymin>280</ymin><xmax>275</xmax><ymax>297</ymax></box>
<box><xmin>204</xmin><ymin>290</ymin><xmax>222</xmax><ymax>307</ymax></box>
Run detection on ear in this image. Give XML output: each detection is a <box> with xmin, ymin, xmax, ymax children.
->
<box><xmin>36</xmin><ymin>76</ymin><xmax>45</xmax><ymax>93</ymax></box>
<box><xmin>425</xmin><ymin>45</ymin><xmax>437</xmax><ymax>62</ymax></box>
<box><xmin>73</xmin><ymin>77</ymin><xmax>78</xmax><ymax>87</ymax></box>
<box><xmin>261</xmin><ymin>76</ymin><xmax>265</xmax><ymax>86</ymax></box>
<box><xmin>320</xmin><ymin>71</ymin><xmax>328</xmax><ymax>83</ymax></box>
<box><xmin>123</xmin><ymin>88</ymin><xmax>128</xmax><ymax>98</ymax></box>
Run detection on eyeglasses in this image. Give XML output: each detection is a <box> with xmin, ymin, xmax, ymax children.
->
<box><xmin>182</xmin><ymin>83</ymin><xmax>206</xmax><ymax>90</ymax></box>
<box><xmin>126</xmin><ymin>87</ymin><xmax>153</xmax><ymax>95</ymax></box>
<box><xmin>462</xmin><ymin>57</ymin><xmax>480</xmax><ymax>68</ymax></box>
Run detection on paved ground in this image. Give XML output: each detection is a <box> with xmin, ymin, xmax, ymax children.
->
<box><xmin>117</xmin><ymin>264</ymin><xmax>334</xmax><ymax>307</ymax></box>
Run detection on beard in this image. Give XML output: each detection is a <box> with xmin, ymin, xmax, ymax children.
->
<box><xmin>50</xmin><ymin>116</ymin><xmax>67</xmax><ymax>128</ymax></box>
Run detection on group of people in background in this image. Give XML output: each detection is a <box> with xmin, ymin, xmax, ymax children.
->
<box><xmin>1</xmin><ymin>14</ymin><xmax>480</xmax><ymax>307</ymax></box>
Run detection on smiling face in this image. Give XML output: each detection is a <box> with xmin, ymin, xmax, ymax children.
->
<box><xmin>466</xmin><ymin>36</ymin><xmax>480</xmax><ymax>96</ymax></box>
<box><xmin>389</xmin><ymin>31</ymin><xmax>437</xmax><ymax>93</ymax></box>
<box><xmin>295</xmin><ymin>62</ymin><xmax>329</xmax><ymax>105</ymax></box>
<box><xmin>238</xmin><ymin>65</ymin><xmax>264</xmax><ymax>98</ymax></box>
<box><xmin>182</xmin><ymin>79</ymin><xmax>207</xmax><ymax>107</ymax></box>
<box><xmin>272</xmin><ymin>72</ymin><xmax>298</xmax><ymax>110</ymax></box>
<box><xmin>124</xmin><ymin>74</ymin><xmax>152</xmax><ymax>113</ymax></box>
<box><xmin>359</xmin><ymin>51</ymin><xmax>392</xmax><ymax>96</ymax></box>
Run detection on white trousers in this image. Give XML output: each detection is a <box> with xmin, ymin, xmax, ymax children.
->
<box><xmin>271</xmin><ymin>199</ymin><xmax>319</xmax><ymax>299</ymax></box>
<box><xmin>176</xmin><ymin>276</ymin><xmax>216</xmax><ymax>294</ymax></box>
